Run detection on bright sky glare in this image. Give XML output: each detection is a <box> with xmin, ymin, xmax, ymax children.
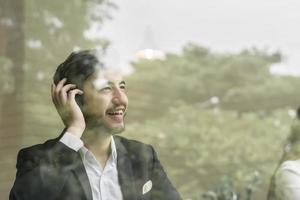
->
<box><xmin>97</xmin><ymin>0</ymin><xmax>300</xmax><ymax>75</ymax></box>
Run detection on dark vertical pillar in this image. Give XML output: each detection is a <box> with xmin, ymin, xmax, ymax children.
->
<box><xmin>0</xmin><ymin>0</ymin><xmax>25</xmax><ymax>198</ymax></box>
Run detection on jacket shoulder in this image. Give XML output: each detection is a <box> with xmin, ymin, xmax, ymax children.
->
<box><xmin>114</xmin><ymin>135</ymin><xmax>153</xmax><ymax>151</ymax></box>
<box><xmin>115</xmin><ymin>135</ymin><xmax>150</xmax><ymax>147</ymax></box>
<box><xmin>17</xmin><ymin>139</ymin><xmax>57</xmax><ymax>160</ymax></box>
<box><xmin>15</xmin><ymin>138</ymin><xmax>69</xmax><ymax>175</ymax></box>
<box><xmin>114</xmin><ymin>136</ymin><xmax>155</xmax><ymax>161</ymax></box>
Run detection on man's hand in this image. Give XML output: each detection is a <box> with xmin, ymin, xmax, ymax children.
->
<box><xmin>51</xmin><ymin>78</ymin><xmax>85</xmax><ymax>138</ymax></box>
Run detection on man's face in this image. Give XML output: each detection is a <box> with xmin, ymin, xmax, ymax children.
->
<box><xmin>81</xmin><ymin>70</ymin><xmax>128</xmax><ymax>134</ymax></box>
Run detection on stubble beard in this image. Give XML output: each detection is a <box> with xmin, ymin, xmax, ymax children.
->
<box><xmin>84</xmin><ymin>113</ymin><xmax>126</xmax><ymax>135</ymax></box>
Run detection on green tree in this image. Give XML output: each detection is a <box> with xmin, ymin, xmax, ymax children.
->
<box><xmin>127</xmin><ymin>43</ymin><xmax>299</xmax><ymax>122</ymax></box>
<box><xmin>124</xmin><ymin>43</ymin><xmax>299</xmax><ymax>199</ymax></box>
<box><xmin>125</xmin><ymin>104</ymin><xmax>291</xmax><ymax>199</ymax></box>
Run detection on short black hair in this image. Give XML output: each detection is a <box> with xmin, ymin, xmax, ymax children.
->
<box><xmin>53</xmin><ymin>49</ymin><xmax>104</xmax><ymax>105</ymax></box>
<box><xmin>53</xmin><ymin>49</ymin><xmax>104</xmax><ymax>88</ymax></box>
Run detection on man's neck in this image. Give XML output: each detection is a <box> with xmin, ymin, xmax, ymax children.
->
<box><xmin>81</xmin><ymin>127</ymin><xmax>112</xmax><ymax>161</ymax></box>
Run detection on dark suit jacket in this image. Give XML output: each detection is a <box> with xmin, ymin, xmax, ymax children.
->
<box><xmin>9</xmin><ymin>130</ymin><xmax>181</xmax><ymax>200</ymax></box>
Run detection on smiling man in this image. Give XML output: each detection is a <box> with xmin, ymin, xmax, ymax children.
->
<box><xmin>9</xmin><ymin>49</ymin><xmax>181</xmax><ymax>200</ymax></box>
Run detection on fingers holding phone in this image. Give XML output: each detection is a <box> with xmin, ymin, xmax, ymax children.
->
<box><xmin>51</xmin><ymin>78</ymin><xmax>85</xmax><ymax>138</ymax></box>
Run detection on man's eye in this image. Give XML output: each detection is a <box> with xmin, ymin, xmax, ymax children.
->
<box><xmin>101</xmin><ymin>86</ymin><xmax>112</xmax><ymax>91</ymax></box>
<box><xmin>120</xmin><ymin>85</ymin><xmax>126</xmax><ymax>90</ymax></box>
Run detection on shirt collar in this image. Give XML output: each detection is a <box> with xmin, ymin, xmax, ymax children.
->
<box><xmin>79</xmin><ymin>145</ymin><xmax>88</xmax><ymax>161</ymax></box>
<box><xmin>110</xmin><ymin>136</ymin><xmax>117</xmax><ymax>162</ymax></box>
<box><xmin>79</xmin><ymin>136</ymin><xmax>117</xmax><ymax>162</ymax></box>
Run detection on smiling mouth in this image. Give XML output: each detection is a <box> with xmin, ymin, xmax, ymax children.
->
<box><xmin>106</xmin><ymin>109</ymin><xmax>125</xmax><ymax>122</ymax></box>
<box><xmin>106</xmin><ymin>109</ymin><xmax>124</xmax><ymax>116</ymax></box>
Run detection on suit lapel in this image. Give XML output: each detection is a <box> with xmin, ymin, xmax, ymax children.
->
<box><xmin>114</xmin><ymin>137</ymin><xmax>138</xmax><ymax>200</ymax></box>
<box><xmin>71</xmin><ymin>155</ymin><xmax>93</xmax><ymax>200</ymax></box>
<box><xmin>53</xmin><ymin>132</ymin><xmax>92</xmax><ymax>200</ymax></box>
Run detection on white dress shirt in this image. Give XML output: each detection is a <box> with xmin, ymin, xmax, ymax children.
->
<box><xmin>59</xmin><ymin>132</ymin><xmax>123</xmax><ymax>200</ymax></box>
<box><xmin>274</xmin><ymin>160</ymin><xmax>300</xmax><ymax>200</ymax></box>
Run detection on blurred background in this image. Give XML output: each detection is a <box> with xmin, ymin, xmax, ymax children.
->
<box><xmin>1</xmin><ymin>0</ymin><xmax>300</xmax><ymax>199</ymax></box>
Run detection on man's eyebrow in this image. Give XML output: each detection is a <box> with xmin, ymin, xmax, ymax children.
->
<box><xmin>107</xmin><ymin>80</ymin><xmax>126</xmax><ymax>85</ymax></box>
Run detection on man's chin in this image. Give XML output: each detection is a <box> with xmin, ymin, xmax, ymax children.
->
<box><xmin>101</xmin><ymin>120</ymin><xmax>125</xmax><ymax>134</ymax></box>
<box><xmin>105</xmin><ymin>119</ymin><xmax>126</xmax><ymax>134</ymax></box>
<box><xmin>85</xmin><ymin>117</ymin><xmax>125</xmax><ymax>134</ymax></box>
<box><xmin>108</xmin><ymin>125</ymin><xmax>125</xmax><ymax>135</ymax></box>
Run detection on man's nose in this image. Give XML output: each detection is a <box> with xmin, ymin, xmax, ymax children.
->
<box><xmin>112</xmin><ymin>88</ymin><xmax>126</xmax><ymax>105</ymax></box>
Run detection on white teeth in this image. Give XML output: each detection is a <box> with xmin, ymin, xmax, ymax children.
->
<box><xmin>107</xmin><ymin>110</ymin><xmax>123</xmax><ymax>115</ymax></box>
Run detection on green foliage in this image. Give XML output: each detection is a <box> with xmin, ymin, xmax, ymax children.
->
<box><xmin>128</xmin><ymin>43</ymin><xmax>300</xmax><ymax>121</ymax></box>
<box><xmin>202</xmin><ymin>172</ymin><xmax>260</xmax><ymax>200</ymax></box>
<box><xmin>124</xmin><ymin>104</ymin><xmax>292</xmax><ymax>199</ymax></box>
<box><xmin>0</xmin><ymin>56</ymin><xmax>14</xmax><ymax>94</ymax></box>
<box><xmin>124</xmin><ymin>43</ymin><xmax>299</xmax><ymax>199</ymax></box>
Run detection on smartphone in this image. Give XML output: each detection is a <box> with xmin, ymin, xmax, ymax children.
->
<box><xmin>75</xmin><ymin>93</ymin><xmax>84</xmax><ymax>107</ymax></box>
<box><xmin>63</xmin><ymin>79</ymin><xmax>84</xmax><ymax>108</ymax></box>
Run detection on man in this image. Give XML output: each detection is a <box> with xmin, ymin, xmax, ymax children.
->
<box><xmin>9</xmin><ymin>49</ymin><xmax>181</xmax><ymax>200</ymax></box>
